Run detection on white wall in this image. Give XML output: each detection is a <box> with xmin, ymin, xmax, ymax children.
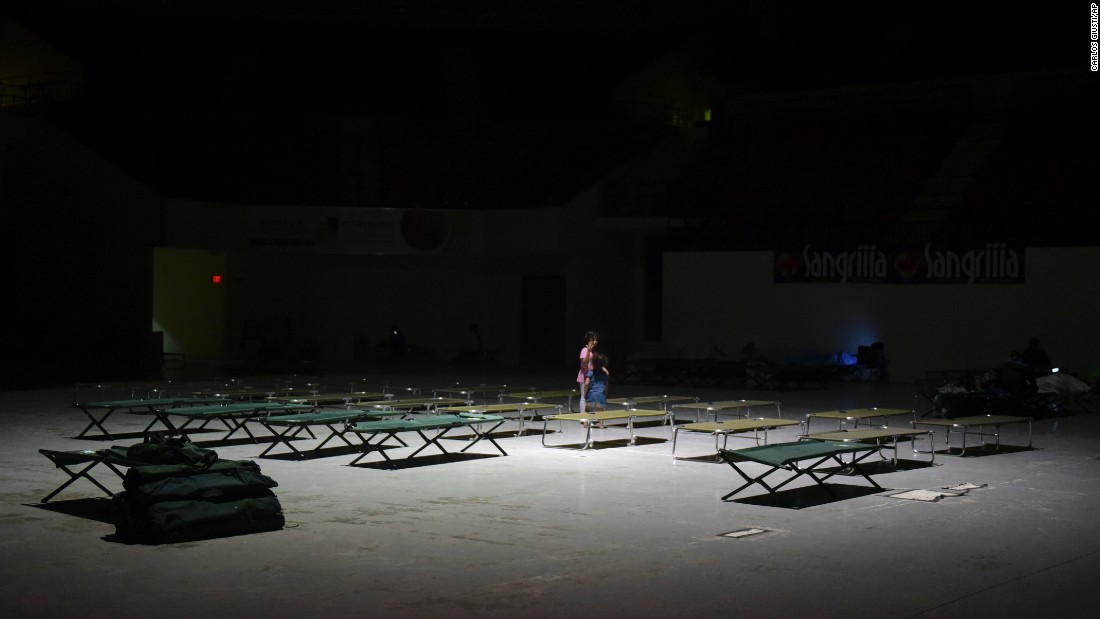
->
<box><xmin>663</xmin><ymin>247</ymin><xmax>1100</xmax><ymax>383</ymax></box>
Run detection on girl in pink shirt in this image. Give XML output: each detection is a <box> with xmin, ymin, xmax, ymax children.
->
<box><xmin>577</xmin><ymin>331</ymin><xmax>599</xmax><ymax>411</ymax></box>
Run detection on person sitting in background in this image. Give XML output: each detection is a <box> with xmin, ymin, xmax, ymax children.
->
<box><xmin>992</xmin><ymin>350</ymin><xmax>1037</xmax><ymax>397</ymax></box>
<box><xmin>1022</xmin><ymin>338</ymin><xmax>1052</xmax><ymax>374</ymax></box>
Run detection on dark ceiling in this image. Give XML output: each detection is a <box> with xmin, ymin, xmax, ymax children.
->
<box><xmin>4</xmin><ymin>1</ymin><xmax>1090</xmax><ymax>220</ymax></box>
<box><xmin>5</xmin><ymin>0</ymin><xmax>1082</xmax><ymax>112</ymax></box>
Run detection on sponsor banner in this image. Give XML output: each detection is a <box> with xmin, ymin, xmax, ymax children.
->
<box><xmin>774</xmin><ymin>243</ymin><xmax>1024</xmax><ymax>284</ymax></box>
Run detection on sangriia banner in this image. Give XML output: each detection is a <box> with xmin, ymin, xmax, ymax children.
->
<box><xmin>774</xmin><ymin>243</ymin><xmax>1024</xmax><ymax>284</ymax></box>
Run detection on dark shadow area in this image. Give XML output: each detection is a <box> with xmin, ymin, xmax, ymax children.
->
<box><xmin>543</xmin><ymin>436</ymin><xmax>668</xmax><ymax>450</ymax></box>
<box><xmin>543</xmin><ymin>440</ymin><xmax>630</xmax><ymax>451</ymax></box>
<box><xmin>727</xmin><ymin>484</ymin><xmax>890</xmax><ymax>509</ymax></box>
<box><xmin>440</xmin><ymin>429</ymin><xmax>554</xmax><ymax>440</ymax></box>
<box><xmin>812</xmin><ymin>460</ymin><xmax>940</xmax><ymax>476</ymax></box>
<box><xmin>347</xmin><ymin>452</ymin><xmax>501</xmax><ymax>470</ymax></box>
<box><xmin>27</xmin><ymin>497</ymin><xmax>115</xmax><ymax>524</ymax></box>
<box><xmin>70</xmin><ymin>427</ymin><xmax>223</xmax><ymax>442</ymax></box>
<box><xmin>845</xmin><ymin>459</ymin><xmax>940</xmax><ymax>474</ymax></box>
<box><xmin>185</xmin><ymin>435</ymin><xmax>284</xmax><ymax>448</ymax></box>
<box><xmin>258</xmin><ymin>444</ymin><xmax>363</xmax><ymax>461</ymax></box>
<box><xmin>633</xmin><ymin>424</ymin><xmax>677</xmax><ymax>436</ymax></box>
<box><xmin>100</xmin><ymin>526</ymin><xmax>287</xmax><ymax>546</ymax></box>
<box><xmin>673</xmin><ymin>454</ymin><xmax>724</xmax><ymax>464</ymax></box>
<box><xmin>937</xmin><ymin>444</ymin><xmax>1038</xmax><ymax>457</ymax></box>
<box><xmin>627</xmin><ymin>436</ymin><xmax>669</xmax><ymax>446</ymax></box>
<box><xmin>70</xmin><ymin>431</ymin><xmax>148</xmax><ymax>442</ymax></box>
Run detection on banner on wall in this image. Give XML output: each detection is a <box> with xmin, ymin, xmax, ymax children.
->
<box><xmin>774</xmin><ymin>243</ymin><xmax>1025</xmax><ymax>284</ymax></box>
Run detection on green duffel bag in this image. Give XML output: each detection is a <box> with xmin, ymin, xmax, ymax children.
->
<box><xmin>127</xmin><ymin>467</ymin><xmax>278</xmax><ymax>504</ymax></box>
<box><xmin>105</xmin><ymin>437</ymin><xmax>218</xmax><ymax>468</ymax></box>
<box><xmin>123</xmin><ymin>459</ymin><xmax>262</xmax><ymax>491</ymax></box>
<box><xmin>114</xmin><ymin>491</ymin><xmax>286</xmax><ymax>545</ymax></box>
<box><xmin>113</xmin><ymin>459</ymin><xmax>285</xmax><ymax>544</ymax></box>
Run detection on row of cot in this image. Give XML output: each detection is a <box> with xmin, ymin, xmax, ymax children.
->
<box><xmin>46</xmin><ymin>383</ymin><xmax>1035</xmax><ymax>504</ymax></box>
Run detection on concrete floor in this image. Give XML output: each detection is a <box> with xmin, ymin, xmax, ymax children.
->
<box><xmin>2</xmin><ymin>371</ymin><xmax>1098</xmax><ymax>619</ymax></box>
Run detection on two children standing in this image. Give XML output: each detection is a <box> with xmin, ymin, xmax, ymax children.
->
<box><xmin>577</xmin><ymin>330</ymin><xmax>609</xmax><ymax>413</ymax></box>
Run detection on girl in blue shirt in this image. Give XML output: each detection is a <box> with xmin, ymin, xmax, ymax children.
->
<box><xmin>585</xmin><ymin>353</ymin><xmax>610</xmax><ymax>412</ymax></box>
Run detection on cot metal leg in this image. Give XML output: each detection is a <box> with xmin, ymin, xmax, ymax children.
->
<box><xmin>348</xmin><ymin>431</ymin><xmax>401</xmax><ymax>467</ymax></box>
<box><xmin>516</xmin><ymin>408</ymin><xmax>529</xmax><ymax>436</ymax></box>
<box><xmin>717</xmin><ymin>449</ymin><xmax>773</xmax><ymax>497</ymax></box>
<box><xmin>870</xmin><ymin>439</ymin><xmax>895</xmax><ymax>465</ymax></box>
<box><xmin>45</xmin><ymin>462</ymin><xmax>114</xmax><ymax>502</ymax></box>
<box><xmin>212</xmin><ymin>416</ymin><xmax>254</xmax><ymax>443</ymax></box>
<box><xmin>720</xmin><ymin>431</ymin><xmax>732</xmax><ymax>461</ymax></box>
<box><xmin>807</xmin><ymin>451</ymin><xmax>883</xmax><ymax>492</ymax></box>
<box><xmin>542</xmin><ymin>417</ymin><xmax>595</xmax><ymax>449</ymax></box>
<box><xmin>720</xmin><ymin>457</ymin><xmax>846</xmax><ymax>499</ymax></box>
<box><xmin>912</xmin><ymin>431</ymin><xmax>936</xmax><ymax>463</ymax></box>
<box><xmin>257</xmin><ymin>424</ymin><xmax>303</xmax><ymax>458</ymax></box>
<box><xmin>540</xmin><ymin>417</ymin><xmax>573</xmax><ymax>447</ymax></box>
<box><xmin>315</xmin><ymin>424</ymin><xmax>356</xmax><ymax>450</ymax></box>
<box><xmin>721</xmin><ymin>463</ymin><xmax>776</xmax><ymax>500</ymax></box>
<box><xmin>76</xmin><ymin>406</ymin><xmax>117</xmax><ymax>439</ymax></box>
<box><xmin>459</xmin><ymin>420</ymin><xmax>508</xmax><ymax>456</ymax></box>
<box><xmin>40</xmin><ymin>459</ymin><xmax>126</xmax><ymax>503</ymax></box>
<box><xmin>719</xmin><ymin>450</ymin><xmax>882</xmax><ymax>501</ymax></box>
<box><xmin>140</xmin><ymin>413</ymin><xmax>181</xmax><ymax>437</ymax></box>
<box><xmin>406</xmin><ymin>428</ymin><xmax>453</xmax><ymax>459</ymax></box>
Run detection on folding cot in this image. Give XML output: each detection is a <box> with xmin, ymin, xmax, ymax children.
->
<box><xmin>38</xmin><ymin>448</ymin><xmax>132</xmax><ymax>502</ymax></box>
<box><xmin>256</xmin><ymin>408</ymin><xmax>410</xmax><ymax>458</ymax></box>
<box><xmin>191</xmin><ymin>388</ymin><xmax>278</xmax><ymax>401</ymax></box>
<box><xmin>803</xmin><ymin>407</ymin><xmax>915</xmax><ymax>433</ymax></box>
<box><xmin>37</xmin><ymin>443</ymin><xmax>242</xmax><ymax>503</ymax></box>
<box><xmin>541</xmin><ymin>409</ymin><xmax>671</xmax><ymax>449</ymax></box>
<box><xmin>911</xmin><ymin>414</ymin><xmax>1032</xmax><ymax>455</ymax></box>
<box><xmin>265</xmin><ymin>391</ymin><xmax>390</xmax><ymax>406</ymax></box>
<box><xmin>671</xmin><ymin>418</ymin><xmax>799</xmax><ymax>459</ymax></box>
<box><xmin>378</xmin><ymin>384</ymin><xmax>423</xmax><ymax>397</ymax></box>
<box><xmin>73</xmin><ymin>396</ymin><xmax>230</xmax><ymax>440</ymax></box>
<box><xmin>347</xmin><ymin>413</ymin><xmax>507</xmax><ymax>468</ymax></box>
<box><xmin>347</xmin><ymin>397</ymin><xmax>468</xmax><ymax>413</ymax></box>
<box><xmin>157</xmin><ymin>402</ymin><xmax>316</xmax><ymax>442</ymax></box>
<box><xmin>499</xmin><ymin>389</ymin><xmax>580</xmax><ymax>412</ymax></box>
<box><xmin>430</xmin><ymin>384</ymin><xmax>510</xmax><ymax>402</ymax></box>
<box><xmin>435</xmin><ymin>402</ymin><xmax>562</xmax><ymax>435</ymax></box>
<box><xmin>718</xmin><ymin>440</ymin><xmax>883</xmax><ymax>501</ymax></box>
<box><xmin>671</xmin><ymin>399</ymin><xmax>782</xmax><ymax>422</ymax></box>
<box><xmin>607</xmin><ymin>395</ymin><xmax>697</xmax><ymax>411</ymax></box>
<box><xmin>801</xmin><ymin>427</ymin><xmax>935</xmax><ymax>466</ymax></box>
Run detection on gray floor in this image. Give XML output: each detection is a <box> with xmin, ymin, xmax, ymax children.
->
<box><xmin>2</xmin><ymin>372</ymin><xmax>1098</xmax><ymax>619</ymax></box>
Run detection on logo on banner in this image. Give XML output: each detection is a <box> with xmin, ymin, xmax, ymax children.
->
<box><xmin>774</xmin><ymin>243</ymin><xmax>1024</xmax><ymax>284</ymax></box>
